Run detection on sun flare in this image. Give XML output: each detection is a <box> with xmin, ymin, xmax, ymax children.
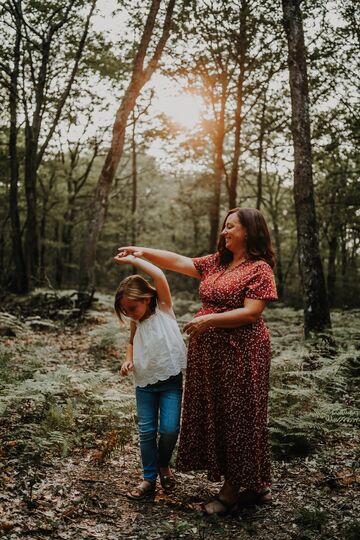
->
<box><xmin>150</xmin><ymin>75</ymin><xmax>203</xmax><ymax>131</ymax></box>
<box><xmin>158</xmin><ymin>93</ymin><xmax>202</xmax><ymax>130</ymax></box>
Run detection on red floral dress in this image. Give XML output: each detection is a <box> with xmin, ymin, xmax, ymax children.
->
<box><xmin>176</xmin><ymin>253</ymin><xmax>278</xmax><ymax>491</ymax></box>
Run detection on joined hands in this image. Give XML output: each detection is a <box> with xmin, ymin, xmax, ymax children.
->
<box><xmin>117</xmin><ymin>246</ymin><xmax>144</xmax><ymax>257</ymax></box>
<box><xmin>114</xmin><ymin>246</ymin><xmax>145</xmax><ymax>265</ymax></box>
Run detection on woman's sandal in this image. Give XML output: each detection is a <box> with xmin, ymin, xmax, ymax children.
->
<box><xmin>237</xmin><ymin>488</ymin><xmax>272</xmax><ymax>507</ymax></box>
<box><xmin>158</xmin><ymin>468</ymin><xmax>176</xmax><ymax>492</ymax></box>
<box><xmin>196</xmin><ymin>495</ymin><xmax>239</xmax><ymax>517</ymax></box>
<box><xmin>159</xmin><ymin>474</ymin><xmax>176</xmax><ymax>492</ymax></box>
<box><xmin>126</xmin><ymin>480</ymin><xmax>156</xmax><ymax>500</ymax></box>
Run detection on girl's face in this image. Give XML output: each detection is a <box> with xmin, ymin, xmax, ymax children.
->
<box><xmin>120</xmin><ymin>296</ymin><xmax>151</xmax><ymax>321</ymax></box>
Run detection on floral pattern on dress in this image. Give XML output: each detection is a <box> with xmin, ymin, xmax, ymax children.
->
<box><xmin>176</xmin><ymin>253</ymin><xmax>278</xmax><ymax>491</ymax></box>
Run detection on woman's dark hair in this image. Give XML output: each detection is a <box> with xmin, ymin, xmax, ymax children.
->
<box><xmin>217</xmin><ymin>207</ymin><xmax>276</xmax><ymax>268</ymax></box>
<box><xmin>114</xmin><ymin>274</ymin><xmax>157</xmax><ymax>322</ymax></box>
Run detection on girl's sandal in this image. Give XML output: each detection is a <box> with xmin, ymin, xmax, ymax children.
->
<box><xmin>237</xmin><ymin>488</ymin><xmax>272</xmax><ymax>507</ymax></box>
<box><xmin>126</xmin><ymin>481</ymin><xmax>156</xmax><ymax>500</ymax></box>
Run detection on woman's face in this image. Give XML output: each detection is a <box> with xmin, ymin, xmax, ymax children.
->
<box><xmin>120</xmin><ymin>296</ymin><xmax>151</xmax><ymax>321</ymax></box>
<box><xmin>221</xmin><ymin>212</ymin><xmax>247</xmax><ymax>253</ymax></box>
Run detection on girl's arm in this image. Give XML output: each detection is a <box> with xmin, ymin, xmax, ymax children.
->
<box><xmin>114</xmin><ymin>254</ymin><xmax>172</xmax><ymax>310</ymax></box>
<box><xmin>117</xmin><ymin>246</ymin><xmax>200</xmax><ymax>279</ymax></box>
<box><xmin>120</xmin><ymin>321</ymin><xmax>136</xmax><ymax>376</ymax></box>
<box><xmin>183</xmin><ymin>298</ymin><xmax>268</xmax><ymax>338</ymax></box>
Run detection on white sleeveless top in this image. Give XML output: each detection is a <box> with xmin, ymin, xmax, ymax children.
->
<box><xmin>132</xmin><ymin>306</ymin><xmax>187</xmax><ymax>388</ymax></box>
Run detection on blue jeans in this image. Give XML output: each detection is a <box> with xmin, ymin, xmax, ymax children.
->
<box><xmin>135</xmin><ymin>373</ymin><xmax>182</xmax><ymax>482</ymax></box>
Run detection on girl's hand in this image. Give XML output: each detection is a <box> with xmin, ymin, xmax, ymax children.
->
<box><xmin>114</xmin><ymin>253</ymin><xmax>136</xmax><ymax>265</ymax></box>
<box><xmin>183</xmin><ymin>315</ymin><xmax>212</xmax><ymax>338</ymax></box>
<box><xmin>118</xmin><ymin>246</ymin><xmax>144</xmax><ymax>258</ymax></box>
<box><xmin>120</xmin><ymin>360</ymin><xmax>134</xmax><ymax>377</ymax></box>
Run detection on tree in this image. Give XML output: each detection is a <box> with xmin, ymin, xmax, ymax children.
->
<box><xmin>282</xmin><ymin>0</ymin><xmax>331</xmax><ymax>335</ymax></box>
<box><xmin>77</xmin><ymin>0</ymin><xmax>177</xmax><ymax>303</ymax></box>
<box><xmin>7</xmin><ymin>1</ymin><xmax>27</xmax><ymax>292</ymax></box>
<box><xmin>0</xmin><ymin>0</ymin><xmax>97</xmax><ymax>291</ymax></box>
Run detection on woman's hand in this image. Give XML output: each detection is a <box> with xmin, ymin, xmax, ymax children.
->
<box><xmin>183</xmin><ymin>315</ymin><xmax>213</xmax><ymax>338</ymax></box>
<box><xmin>120</xmin><ymin>360</ymin><xmax>134</xmax><ymax>377</ymax></box>
<box><xmin>117</xmin><ymin>246</ymin><xmax>144</xmax><ymax>258</ymax></box>
<box><xmin>114</xmin><ymin>253</ymin><xmax>136</xmax><ymax>265</ymax></box>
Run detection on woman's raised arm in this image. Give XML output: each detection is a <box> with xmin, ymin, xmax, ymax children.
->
<box><xmin>117</xmin><ymin>246</ymin><xmax>200</xmax><ymax>279</ymax></box>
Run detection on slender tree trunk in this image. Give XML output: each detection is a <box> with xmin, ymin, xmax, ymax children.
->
<box><xmin>39</xmin><ymin>202</ymin><xmax>46</xmax><ymax>284</ymax></box>
<box><xmin>228</xmin><ymin>0</ymin><xmax>248</xmax><ymax>208</ymax></box>
<box><xmin>340</xmin><ymin>226</ymin><xmax>347</xmax><ymax>278</ymax></box>
<box><xmin>78</xmin><ymin>0</ymin><xmax>176</xmax><ymax>302</ymax></box>
<box><xmin>272</xmin><ymin>218</ymin><xmax>284</xmax><ymax>300</ymax></box>
<box><xmin>54</xmin><ymin>221</ymin><xmax>63</xmax><ymax>288</ymax></box>
<box><xmin>23</xmin><ymin>133</ymin><xmax>39</xmax><ymax>285</ymax></box>
<box><xmin>130</xmin><ymin>111</ymin><xmax>138</xmax><ymax>274</ymax></box>
<box><xmin>8</xmin><ymin>7</ymin><xmax>28</xmax><ymax>293</ymax></box>
<box><xmin>209</xmin><ymin>89</ymin><xmax>226</xmax><ymax>253</ymax></box>
<box><xmin>256</xmin><ymin>92</ymin><xmax>267</xmax><ymax>210</ymax></box>
<box><xmin>131</xmin><ymin>110</ymin><xmax>137</xmax><ymax>246</ymax></box>
<box><xmin>327</xmin><ymin>235</ymin><xmax>337</xmax><ymax>307</ymax></box>
<box><xmin>282</xmin><ymin>0</ymin><xmax>331</xmax><ymax>336</ymax></box>
<box><xmin>209</xmin><ymin>153</ymin><xmax>223</xmax><ymax>253</ymax></box>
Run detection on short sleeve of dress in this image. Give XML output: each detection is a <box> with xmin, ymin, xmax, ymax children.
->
<box><xmin>245</xmin><ymin>261</ymin><xmax>278</xmax><ymax>301</ymax></box>
<box><xmin>192</xmin><ymin>253</ymin><xmax>219</xmax><ymax>279</ymax></box>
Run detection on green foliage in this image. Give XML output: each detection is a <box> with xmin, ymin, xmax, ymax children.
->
<box><xmin>0</xmin><ymin>335</ymin><xmax>135</xmax><ymax>463</ymax></box>
<box><xmin>268</xmin><ymin>309</ymin><xmax>360</xmax><ymax>458</ymax></box>
<box><xmin>88</xmin><ymin>319</ymin><xmax>125</xmax><ymax>361</ymax></box>
<box><xmin>42</xmin><ymin>399</ymin><xmax>75</xmax><ymax>431</ymax></box>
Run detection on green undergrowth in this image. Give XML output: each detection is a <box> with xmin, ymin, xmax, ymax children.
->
<box><xmin>1</xmin><ymin>299</ymin><xmax>359</xmax><ymax>471</ymax></box>
<box><xmin>268</xmin><ymin>307</ymin><xmax>360</xmax><ymax>458</ymax></box>
<box><xmin>0</xmin><ymin>337</ymin><xmax>135</xmax><ymax>467</ymax></box>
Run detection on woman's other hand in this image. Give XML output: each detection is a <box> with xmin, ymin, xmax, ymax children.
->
<box><xmin>120</xmin><ymin>360</ymin><xmax>134</xmax><ymax>377</ymax></box>
<box><xmin>117</xmin><ymin>246</ymin><xmax>144</xmax><ymax>258</ymax></box>
<box><xmin>183</xmin><ymin>315</ymin><xmax>212</xmax><ymax>338</ymax></box>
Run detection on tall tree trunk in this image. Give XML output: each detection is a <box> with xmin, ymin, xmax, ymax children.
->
<box><xmin>209</xmin><ymin>87</ymin><xmax>226</xmax><ymax>253</ymax></box>
<box><xmin>131</xmin><ymin>110</ymin><xmax>138</xmax><ymax>274</ymax></box>
<box><xmin>282</xmin><ymin>0</ymin><xmax>331</xmax><ymax>336</ymax></box>
<box><xmin>54</xmin><ymin>221</ymin><xmax>63</xmax><ymax>288</ymax></box>
<box><xmin>24</xmin><ymin>127</ymin><xmax>39</xmax><ymax>285</ymax></box>
<box><xmin>272</xmin><ymin>217</ymin><xmax>284</xmax><ymax>300</ymax></box>
<box><xmin>209</xmin><ymin>153</ymin><xmax>223</xmax><ymax>253</ymax></box>
<box><xmin>340</xmin><ymin>225</ymin><xmax>347</xmax><ymax>279</ymax></box>
<box><xmin>228</xmin><ymin>0</ymin><xmax>248</xmax><ymax>208</ymax></box>
<box><xmin>78</xmin><ymin>0</ymin><xmax>176</xmax><ymax>302</ymax></box>
<box><xmin>327</xmin><ymin>235</ymin><xmax>337</xmax><ymax>307</ymax></box>
<box><xmin>256</xmin><ymin>92</ymin><xmax>267</xmax><ymax>210</ymax></box>
<box><xmin>131</xmin><ymin>109</ymin><xmax>137</xmax><ymax>247</ymax></box>
<box><xmin>8</xmin><ymin>5</ymin><xmax>28</xmax><ymax>293</ymax></box>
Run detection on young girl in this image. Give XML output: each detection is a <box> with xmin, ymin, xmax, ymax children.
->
<box><xmin>114</xmin><ymin>252</ymin><xmax>186</xmax><ymax>500</ymax></box>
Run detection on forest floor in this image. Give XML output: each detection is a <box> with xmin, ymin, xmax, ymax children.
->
<box><xmin>0</xmin><ymin>290</ymin><xmax>359</xmax><ymax>540</ymax></box>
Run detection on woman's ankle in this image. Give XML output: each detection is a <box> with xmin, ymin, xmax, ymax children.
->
<box><xmin>219</xmin><ymin>480</ymin><xmax>238</xmax><ymax>503</ymax></box>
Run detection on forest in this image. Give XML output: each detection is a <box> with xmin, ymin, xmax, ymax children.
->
<box><xmin>0</xmin><ymin>0</ymin><xmax>359</xmax><ymax>539</ymax></box>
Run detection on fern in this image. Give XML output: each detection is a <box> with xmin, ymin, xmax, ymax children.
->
<box><xmin>268</xmin><ymin>308</ymin><xmax>359</xmax><ymax>458</ymax></box>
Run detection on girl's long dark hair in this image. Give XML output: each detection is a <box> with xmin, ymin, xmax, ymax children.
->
<box><xmin>114</xmin><ymin>275</ymin><xmax>157</xmax><ymax>322</ymax></box>
<box><xmin>217</xmin><ymin>207</ymin><xmax>276</xmax><ymax>268</ymax></box>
